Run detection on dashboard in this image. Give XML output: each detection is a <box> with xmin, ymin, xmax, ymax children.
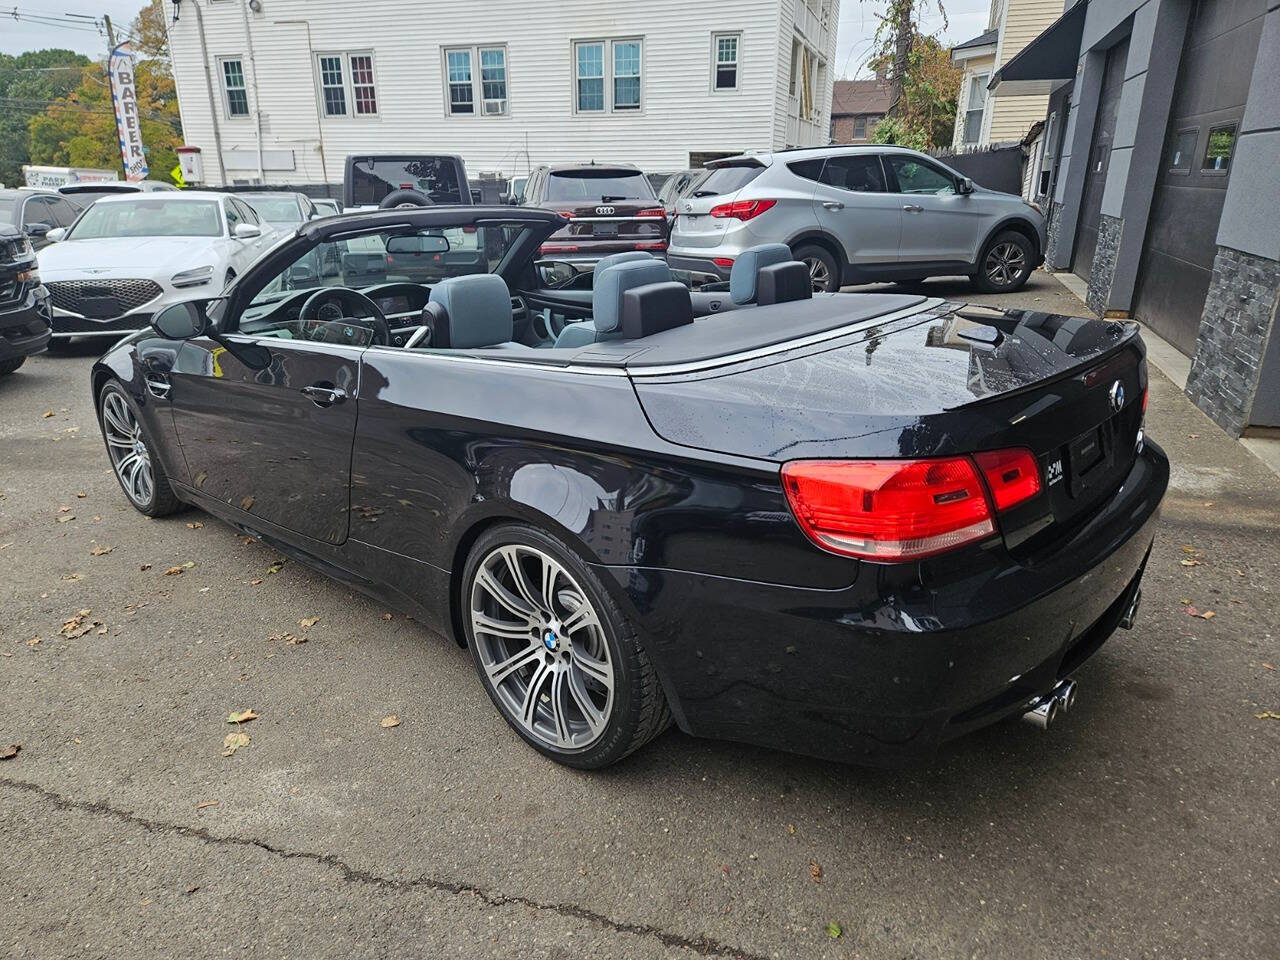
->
<box><xmin>240</xmin><ymin>282</ymin><xmax>430</xmax><ymax>335</ymax></box>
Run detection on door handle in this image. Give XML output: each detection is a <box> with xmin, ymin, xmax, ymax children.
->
<box><xmin>822</xmin><ymin>201</ymin><xmax>845</xmax><ymax>211</ymax></box>
<box><xmin>903</xmin><ymin>204</ymin><xmax>924</xmax><ymax>213</ymax></box>
<box><xmin>301</xmin><ymin>384</ymin><xmax>347</xmax><ymax>406</ymax></box>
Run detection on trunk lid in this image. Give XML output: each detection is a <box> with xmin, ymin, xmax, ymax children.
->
<box><xmin>545</xmin><ymin>199</ymin><xmax>667</xmax><ymax>244</ymax></box>
<box><xmin>632</xmin><ymin>303</ymin><xmax>1146</xmax><ymax>549</ymax></box>
<box><xmin>673</xmin><ymin>158</ymin><xmax>767</xmax><ymax>248</ymax></box>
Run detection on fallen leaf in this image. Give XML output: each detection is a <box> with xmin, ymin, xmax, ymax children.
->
<box><xmin>787</xmin><ymin>823</ymin><xmax>796</xmax><ymax>836</ymax></box>
<box><xmin>267</xmin><ymin>560</ymin><xmax>286</xmax><ymax>574</ymax></box>
<box><xmin>196</xmin><ymin>801</ymin><xmax>218</xmax><ymax>810</ymax></box>
<box><xmin>186</xmin><ymin>521</ymin><xmax>204</xmax><ymax>529</ymax></box>
<box><xmin>194</xmin><ymin>471</ymin><xmax>207</xmax><ymax>488</ymax></box>
<box><xmin>285</xmin><ymin>634</ymin><xmax>307</xmax><ymax>645</ymax></box>
<box><xmin>184</xmin><ymin>884</ymin><xmax>200</xmax><ymax>895</ymax></box>
<box><xmin>380</xmin><ymin>715</ymin><xmax>401</xmax><ymax>728</ymax></box>
<box><xmin>240</xmin><ymin>496</ymin><xmax>255</xmax><ymax>511</ymax></box>
<box><xmin>90</xmin><ymin>546</ymin><xmax>112</xmax><ymax>556</ymax></box>
<box><xmin>76</xmin><ymin>492</ymin><xmax>86</xmax><ymax>499</ymax></box>
<box><xmin>226</xmin><ymin>709</ymin><xmax>258</xmax><ymax>724</ymax></box>
<box><xmin>61</xmin><ymin>573</ymin><xmax>81</xmax><ymax>581</ymax></box>
<box><xmin>826</xmin><ymin>921</ymin><xmax>842</xmax><ymax>940</ymax></box>
<box><xmin>56</xmin><ymin>515</ymin><xmax>74</xmax><ymax>523</ymax></box>
<box><xmin>60</xmin><ymin>609</ymin><xmax>101</xmax><ymax>639</ymax></box>
<box><xmin>163</xmin><ymin>566</ymin><xmax>184</xmax><ymax>576</ymax></box>
<box><xmin>221</xmin><ymin>731</ymin><xmax>251</xmax><ymax>756</ymax></box>
<box><xmin>58</xmin><ymin>505</ymin><xmax>72</xmax><ymax>513</ymax></box>
<box><xmin>809</xmin><ymin>861</ymin><xmax>823</xmax><ymax>883</ymax></box>
<box><xmin>1200</xmin><ymin>610</ymin><xmax>1216</xmax><ymax>620</ymax></box>
<box><xmin>249</xmin><ymin>578</ymin><xmax>263</xmax><ymax>586</ymax></box>
<box><xmin>1180</xmin><ymin>558</ymin><xmax>1202</xmax><ymax>567</ymax></box>
<box><xmin>182</xmin><ymin>561</ymin><xmax>196</xmax><ymax>569</ymax></box>
<box><xmin>299</xmin><ymin>616</ymin><xmax>320</xmax><ymax>629</ymax></box>
<box><xmin>1188</xmin><ymin>433</ymin><xmax>1200</xmax><ymax>439</ymax></box>
<box><xmin>42</xmin><ymin>410</ymin><xmax>55</xmax><ymax>418</ymax></box>
<box><xmin>96</xmin><ymin>625</ymin><xmax>107</xmax><ymax>635</ymax></box>
<box><xmin>140</xmin><ymin>563</ymin><xmax>152</xmax><ymax>571</ymax></box>
<box><xmin>26</xmin><ymin>636</ymin><xmax>41</xmax><ymax>647</ymax></box>
<box><xmin>1255</xmin><ymin>711</ymin><xmax>1280</xmax><ymax>721</ymax></box>
<box><xmin>240</xmin><ymin>535</ymin><xmax>256</xmax><ymax>545</ymax></box>
<box><xmin>1263</xmin><ymin>663</ymin><xmax>1275</xmax><ymax>671</ymax></box>
<box><xmin>381</xmin><ymin>612</ymin><xmax>393</xmax><ymax>621</ymax></box>
<box><xmin>0</xmin><ymin>744</ymin><xmax>19</xmax><ymax>760</ymax></box>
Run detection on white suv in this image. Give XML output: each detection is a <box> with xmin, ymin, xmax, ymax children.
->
<box><xmin>667</xmin><ymin>145</ymin><xmax>1046</xmax><ymax>293</ymax></box>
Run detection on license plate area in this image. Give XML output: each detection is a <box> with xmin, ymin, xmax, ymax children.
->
<box><xmin>79</xmin><ymin>296</ymin><xmax>122</xmax><ymax>319</ymax></box>
<box><xmin>593</xmin><ymin>222</ymin><xmax>618</xmax><ymax>238</ymax></box>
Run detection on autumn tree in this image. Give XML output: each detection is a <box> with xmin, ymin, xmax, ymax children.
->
<box><xmin>0</xmin><ymin>49</ymin><xmax>90</xmax><ymax>185</ymax></box>
<box><xmin>863</xmin><ymin>0</ymin><xmax>961</xmax><ymax>150</ymax></box>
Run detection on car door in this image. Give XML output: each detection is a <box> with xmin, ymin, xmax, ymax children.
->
<box><xmin>221</xmin><ymin>198</ymin><xmax>260</xmax><ymax>275</ymax></box>
<box><xmin>805</xmin><ymin>154</ymin><xmax>903</xmax><ymax>267</ymax></box>
<box><xmin>166</xmin><ymin>251</ymin><xmax>363</xmax><ymax>546</ymax></box>
<box><xmin>231</xmin><ymin>197</ymin><xmax>272</xmax><ymax>263</ymax></box>
<box><xmin>884</xmin><ymin>155</ymin><xmax>984</xmax><ymax>264</ymax></box>
<box><xmin>20</xmin><ymin>196</ymin><xmax>56</xmax><ymax>249</ymax></box>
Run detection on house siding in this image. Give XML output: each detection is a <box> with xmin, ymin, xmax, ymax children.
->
<box><xmin>166</xmin><ymin>0</ymin><xmax>838</xmax><ymax>186</ymax></box>
<box><xmin>988</xmin><ymin>0</ymin><xmax>1063</xmax><ymax>142</ymax></box>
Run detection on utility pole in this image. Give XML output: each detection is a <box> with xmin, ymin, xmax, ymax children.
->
<box><xmin>103</xmin><ymin>13</ymin><xmax>116</xmax><ymax>51</ymax></box>
<box><xmin>888</xmin><ymin>0</ymin><xmax>914</xmax><ymax>118</ymax></box>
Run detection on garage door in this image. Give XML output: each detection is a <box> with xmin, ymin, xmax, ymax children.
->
<box><xmin>1132</xmin><ymin>0</ymin><xmax>1266</xmax><ymax>355</ymax></box>
<box><xmin>1072</xmin><ymin>37</ymin><xmax>1129</xmax><ymax>282</ymax></box>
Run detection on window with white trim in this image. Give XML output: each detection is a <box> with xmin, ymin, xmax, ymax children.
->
<box><xmin>573</xmin><ymin>38</ymin><xmax>643</xmax><ymax>113</ymax></box>
<box><xmin>712</xmin><ymin>32</ymin><xmax>739</xmax><ymax>91</ymax></box>
<box><xmin>443</xmin><ymin>46</ymin><xmax>508</xmax><ymax>116</ymax></box>
<box><xmin>219</xmin><ymin>57</ymin><xmax>249</xmax><ymax>118</ymax></box>
<box><xmin>962</xmin><ymin>73</ymin><xmax>988</xmax><ymax>144</ymax></box>
<box><xmin>315</xmin><ymin>52</ymin><xmax>378</xmax><ymax>118</ymax></box>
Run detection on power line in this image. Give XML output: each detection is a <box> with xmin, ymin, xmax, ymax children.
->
<box><xmin>5</xmin><ymin>11</ymin><xmax>104</xmax><ymax>34</ymax></box>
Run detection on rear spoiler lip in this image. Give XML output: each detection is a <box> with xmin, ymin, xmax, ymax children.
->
<box><xmin>942</xmin><ymin>320</ymin><xmax>1144</xmax><ymax>412</ymax></box>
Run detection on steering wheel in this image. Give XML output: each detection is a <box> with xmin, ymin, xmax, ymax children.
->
<box><xmin>298</xmin><ymin>287</ymin><xmax>391</xmax><ymax>346</ymax></box>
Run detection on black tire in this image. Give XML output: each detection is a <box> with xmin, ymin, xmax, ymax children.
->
<box><xmin>972</xmin><ymin>230</ymin><xmax>1034</xmax><ymax>293</ymax></box>
<box><xmin>461</xmin><ymin>523</ymin><xmax>672</xmax><ymax>769</ymax></box>
<box><xmin>0</xmin><ymin>356</ymin><xmax>24</xmax><ymax>375</ymax></box>
<box><xmin>792</xmin><ymin>243</ymin><xmax>840</xmax><ymax>293</ymax></box>
<box><xmin>378</xmin><ymin>189</ymin><xmax>433</xmax><ymax>209</ymax></box>
<box><xmin>45</xmin><ymin>339</ymin><xmax>73</xmax><ymax>352</ymax></box>
<box><xmin>97</xmin><ymin>380</ymin><xmax>184</xmax><ymax>517</ymax></box>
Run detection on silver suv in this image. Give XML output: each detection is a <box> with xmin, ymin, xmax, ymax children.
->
<box><xmin>667</xmin><ymin>145</ymin><xmax>1046</xmax><ymax>293</ymax></box>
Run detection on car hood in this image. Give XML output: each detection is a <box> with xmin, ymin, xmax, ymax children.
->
<box><xmin>37</xmin><ymin>236</ymin><xmax>223</xmax><ymax>278</ymax></box>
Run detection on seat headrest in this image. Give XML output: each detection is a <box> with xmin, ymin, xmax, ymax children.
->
<box><xmin>428</xmin><ymin>274</ymin><xmax>512</xmax><ymax>348</ymax></box>
<box><xmin>756</xmin><ymin>261</ymin><xmax>813</xmax><ymax>305</ymax></box>
<box><xmin>730</xmin><ymin>243</ymin><xmax>792</xmax><ymax>304</ymax></box>
<box><xmin>620</xmin><ymin>281</ymin><xmax>694</xmax><ymax>339</ymax></box>
<box><xmin>592</xmin><ymin>259</ymin><xmax>672</xmax><ymax>334</ymax></box>
<box><xmin>591</xmin><ymin>251</ymin><xmax>656</xmax><ymax>280</ymax></box>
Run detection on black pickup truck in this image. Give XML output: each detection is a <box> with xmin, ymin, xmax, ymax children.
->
<box><xmin>0</xmin><ymin>224</ymin><xmax>52</xmax><ymax>376</ymax></box>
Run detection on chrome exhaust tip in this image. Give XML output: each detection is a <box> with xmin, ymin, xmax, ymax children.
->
<box><xmin>1021</xmin><ymin>695</ymin><xmax>1059</xmax><ymax>730</ymax></box>
<box><xmin>1055</xmin><ymin>678</ymin><xmax>1078</xmax><ymax>713</ymax></box>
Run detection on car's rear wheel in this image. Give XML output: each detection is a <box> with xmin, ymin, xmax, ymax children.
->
<box><xmin>97</xmin><ymin>381</ymin><xmax>183</xmax><ymax>517</ymax></box>
<box><xmin>973</xmin><ymin>231</ymin><xmax>1034</xmax><ymax>293</ymax></box>
<box><xmin>793</xmin><ymin>244</ymin><xmax>840</xmax><ymax>293</ymax></box>
<box><xmin>0</xmin><ymin>356</ymin><xmax>25</xmax><ymax>375</ymax></box>
<box><xmin>462</xmin><ymin>524</ymin><xmax>671</xmax><ymax>768</ymax></box>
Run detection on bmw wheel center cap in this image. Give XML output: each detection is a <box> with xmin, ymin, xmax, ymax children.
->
<box><xmin>543</xmin><ymin>630</ymin><xmax>559</xmax><ymax>651</ymax></box>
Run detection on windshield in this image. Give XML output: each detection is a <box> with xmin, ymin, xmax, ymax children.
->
<box><xmin>56</xmin><ymin>190</ymin><xmax>118</xmax><ymax>206</ymax></box>
<box><xmin>243</xmin><ymin>195</ymin><xmax>304</xmax><ymax>223</ymax></box>
<box><xmin>348</xmin><ymin>158</ymin><xmax>464</xmax><ymax>206</ymax></box>
<box><xmin>691</xmin><ymin>165</ymin><xmax>762</xmax><ymax>197</ymax></box>
<box><xmin>245</xmin><ymin>221</ymin><xmax>530</xmax><ymax>311</ymax></box>
<box><xmin>0</xmin><ymin>199</ymin><xmax>15</xmax><ymax>222</ymax></box>
<box><xmin>545</xmin><ymin>170</ymin><xmax>654</xmax><ymax>202</ymax></box>
<box><xmin>68</xmin><ymin>199</ymin><xmax>222</xmax><ymax>239</ymax></box>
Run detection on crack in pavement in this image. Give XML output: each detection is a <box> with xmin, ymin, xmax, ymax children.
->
<box><xmin>1</xmin><ymin>777</ymin><xmax>768</xmax><ymax>960</ymax></box>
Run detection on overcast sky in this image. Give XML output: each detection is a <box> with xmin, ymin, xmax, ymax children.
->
<box><xmin>4</xmin><ymin>0</ymin><xmax>993</xmax><ymax>80</ymax></box>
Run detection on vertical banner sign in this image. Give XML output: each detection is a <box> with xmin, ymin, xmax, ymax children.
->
<box><xmin>109</xmin><ymin>42</ymin><xmax>149</xmax><ymax>182</ymax></box>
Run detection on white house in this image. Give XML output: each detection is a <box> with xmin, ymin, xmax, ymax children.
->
<box><xmin>164</xmin><ymin>0</ymin><xmax>838</xmax><ymax>187</ymax></box>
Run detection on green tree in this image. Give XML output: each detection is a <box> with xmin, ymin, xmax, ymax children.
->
<box><xmin>863</xmin><ymin>1</ymin><xmax>961</xmax><ymax>150</ymax></box>
<box><xmin>0</xmin><ymin>49</ymin><xmax>90</xmax><ymax>185</ymax></box>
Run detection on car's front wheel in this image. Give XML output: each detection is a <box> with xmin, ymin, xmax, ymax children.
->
<box><xmin>462</xmin><ymin>524</ymin><xmax>671</xmax><ymax>768</ymax></box>
<box><xmin>792</xmin><ymin>244</ymin><xmax>840</xmax><ymax>293</ymax></box>
<box><xmin>0</xmin><ymin>356</ymin><xmax>25</xmax><ymax>376</ymax></box>
<box><xmin>97</xmin><ymin>381</ymin><xmax>183</xmax><ymax>517</ymax></box>
<box><xmin>973</xmin><ymin>231</ymin><xmax>1034</xmax><ymax>293</ymax></box>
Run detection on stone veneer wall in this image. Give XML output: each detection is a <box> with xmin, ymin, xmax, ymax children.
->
<box><xmin>1086</xmin><ymin>214</ymin><xmax>1124</xmax><ymax>316</ymax></box>
<box><xmin>1186</xmin><ymin>246</ymin><xmax>1280</xmax><ymax>436</ymax></box>
<box><xmin>1045</xmin><ymin>202</ymin><xmax>1064</xmax><ymax>269</ymax></box>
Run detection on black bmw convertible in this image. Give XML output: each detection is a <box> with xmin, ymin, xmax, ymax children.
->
<box><xmin>91</xmin><ymin>205</ymin><xmax>1167</xmax><ymax>768</ymax></box>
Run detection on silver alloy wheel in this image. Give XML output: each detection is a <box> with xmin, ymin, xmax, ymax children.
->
<box><xmin>470</xmin><ymin>544</ymin><xmax>614</xmax><ymax>750</ymax></box>
<box><xmin>985</xmin><ymin>241</ymin><xmax>1027</xmax><ymax>287</ymax></box>
<box><xmin>102</xmin><ymin>392</ymin><xmax>154</xmax><ymax>507</ymax></box>
<box><xmin>804</xmin><ymin>256</ymin><xmax>832</xmax><ymax>292</ymax></box>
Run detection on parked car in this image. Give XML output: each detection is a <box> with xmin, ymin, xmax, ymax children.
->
<box><xmin>0</xmin><ymin>188</ymin><xmax>82</xmax><ymax>251</ymax></box>
<box><xmin>311</xmin><ymin>198</ymin><xmax>343</xmax><ymax>217</ymax></box>
<box><xmin>343</xmin><ymin>154</ymin><xmax>472</xmax><ymax>209</ymax></box>
<box><xmin>0</xmin><ymin>225</ymin><xmax>52</xmax><ymax>375</ymax></box>
<box><xmin>655</xmin><ymin>167</ymin><xmax>706</xmax><ymax>219</ymax></box>
<box><xmin>90</xmin><ymin>204</ymin><xmax>1165</xmax><ymax>770</ymax></box>
<box><xmin>37</xmin><ymin>192</ymin><xmax>275</xmax><ymax>343</ymax></box>
<box><xmin>521</xmin><ymin>162</ymin><xmax>669</xmax><ymax>269</ymax></box>
<box><xmin>58</xmin><ymin>181</ymin><xmax>179</xmax><ymax>208</ymax></box>
<box><xmin>668</xmin><ymin>145</ymin><xmax>1047</xmax><ymax>293</ymax></box>
<box><xmin>238</xmin><ymin>191</ymin><xmax>320</xmax><ymax>230</ymax></box>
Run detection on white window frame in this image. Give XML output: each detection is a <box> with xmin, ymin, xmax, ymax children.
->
<box><xmin>572</xmin><ymin>37</ymin><xmax>644</xmax><ymax>115</ymax></box>
<box><xmin>314</xmin><ymin>51</ymin><xmax>379</xmax><ymax>119</ymax></box>
<box><xmin>711</xmin><ymin>32</ymin><xmax>740</xmax><ymax>92</ymax></box>
<box><xmin>442</xmin><ymin>45</ymin><xmax>509</xmax><ymax>117</ymax></box>
<box><xmin>962</xmin><ymin>72</ymin><xmax>989</xmax><ymax>144</ymax></box>
<box><xmin>217</xmin><ymin>56</ymin><xmax>250</xmax><ymax>120</ymax></box>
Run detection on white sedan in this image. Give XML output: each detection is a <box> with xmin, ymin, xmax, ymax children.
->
<box><xmin>38</xmin><ymin>192</ymin><xmax>278</xmax><ymax>342</ymax></box>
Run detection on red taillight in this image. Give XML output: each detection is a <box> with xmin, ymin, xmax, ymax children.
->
<box><xmin>635</xmin><ymin>241</ymin><xmax>668</xmax><ymax>251</ymax></box>
<box><xmin>540</xmin><ymin>243</ymin><xmax>579</xmax><ymax>254</ymax></box>
<box><xmin>782</xmin><ymin>458</ymin><xmax>995</xmax><ymax>561</ymax></box>
<box><xmin>972</xmin><ymin>448</ymin><xmax>1041</xmax><ymax>512</ymax></box>
<box><xmin>712</xmin><ymin>257</ymin><xmax>735</xmax><ymax>268</ymax></box>
<box><xmin>782</xmin><ymin>449</ymin><xmax>1043</xmax><ymax>562</ymax></box>
<box><xmin>709</xmin><ymin>199</ymin><xmax>777</xmax><ymax>221</ymax></box>
<box><xmin>1141</xmin><ymin>387</ymin><xmax>1148</xmax><ymax>414</ymax></box>
<box><xmin>636</xmin><ymin>208</ymin><xmax>666</xmax><ymax>218</ymax></box>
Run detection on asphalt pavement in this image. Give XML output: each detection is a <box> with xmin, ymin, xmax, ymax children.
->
<box><xmin>2</xmin><ymin>283</ymin><xmax>1278</xmax><ymax>959</ymax></box>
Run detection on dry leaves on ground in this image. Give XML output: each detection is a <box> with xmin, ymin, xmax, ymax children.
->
<box><xmin>248</xmin><ymin>578</ymin><xmax>263</xmax><ymax>586</ymax></box>
<box><xmin>1</xmin><ymin>744</ymin><xmax>19</xmax><ymax>760</ymax></box>
<box><xmin>825</xmin><ymin>921</ymin><xmax>842</xmax><ymax>940</ymax></box>
<box><xmin>381</xmin><ymin>613</ymin><xmax>393</xmax><ymax>621</ymax></box>
<box><xmin>299</xmin><ymin>616</ymin><xmax>320</xmax><ymax>629</ymax></box>
<box><xmin>267</xmin><ymin>632</ymin><xmax>307</xmax><ymax>644</ymax></box>
<box><xmin>186</xmin><ymin>522</ymin><xmax>204</xmax><ymax>529</ymax></box>
<box><xmin>90</xmin><ymin>546</ymin><xmax>112</xmax><ymax>556</ymax></box>
<box><xmin>221</xmin><ymin>732</ymin><xmax>251</xmax><ymax>757</ymax></box>
<box><xmin>60</xmin><ymin>609</ymin><xmax>103</xmax><ymax>639</ymax></box>
<box><xmin>1256</xmin><ymin>710</ymin><xmax>1280</xmax><ymax>720</ymax></box>
<box><xmin>240</xmin><ymin>496</ymin><xmax>255</xmax><ymax>511</ymax></box>
<box><xmin>42</xmin><ymin>410</ymin><xmax>54</xmax><ymax>418</ymax></box>
<box><xmin>1184</xmin><ymin>606</ymin><xmax>1216</xmax><ymax>620</ymax></box>
<box><xmin>267</xmin><ymin>560</ymin><xmax>286</xmax><ymax>574</ymax></box>
<box><xmin>809</xmin><ymin>861</ymin><xmax>823</xmax><ymax>882</ymax></box>
<box><xmin>380</xmin><ymin>715</ymin><xmax>401</xmax><ymax>728</ymax></box>
<box><xmin>196</xmin><ymin>801</ymin><xmax>218</xmax><ymax>810</ymax></box>
<box><xmin>226</xmin><ymin>709</ymin><xmax>258</xmax><ymax>724</ymax></box>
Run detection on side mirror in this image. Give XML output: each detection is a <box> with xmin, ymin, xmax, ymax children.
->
<box><xmin>45</xmin><ymin>227</ymin><xmax>67</xmax><ymax>242</ymax></box>
<box><xmin>234</xmin><ymin>222</ymin><xmax>262</xmax><ymax>239</ymax></box>
<box><xmin>957</xmin><ymin>177</ymin><xmax>975</xmax><ymax>195</ymax></box>
<box><xmin>25</xmin><ymin>222</ymin><xmax>51</xmax><ymax>238</ymax></box>
<box><xmin>152</xmin><ymin>301</ymin><xmax>209</xmax><ymax>340</ymax></box>
<box><xmin>499</xmin><ymin>192</ymin><xmax>512</xmax><ymax>205</ymax></box>
<box><xmin>535</xmin><ymin>259</ymin><xmax>579</xmax><ymax>288</ymax></box>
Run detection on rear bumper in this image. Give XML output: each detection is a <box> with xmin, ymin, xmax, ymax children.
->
<box><xmin>0</xmin><ymin>288</ymin><xmax>53</xmax><ymax>360</ymax></box>
<box><xmin>540</xmin><ymin>239</ymin><xmax>670</xmax><ymax>272</ymax></box>
<box><xmin>665</xmin><ymin>253</ymin><xmax>732</xmax><ymax>284</ymax></box>
<box><xmin>599</xmin><ymin>439</ymin><xmax>1168</xmax><ymax>766</ymax></box>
